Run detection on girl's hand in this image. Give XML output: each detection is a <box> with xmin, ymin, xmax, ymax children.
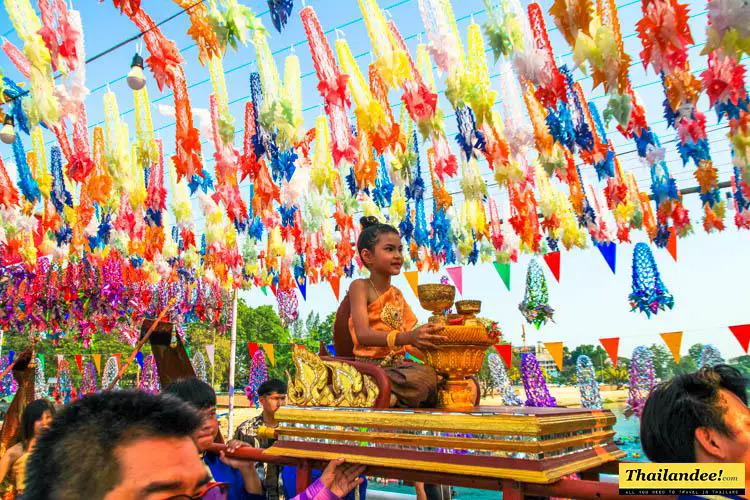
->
<box><xmin>403</xmin><ymin>323</ymin><xmax>447</xmax><ymax>350</ymax></box>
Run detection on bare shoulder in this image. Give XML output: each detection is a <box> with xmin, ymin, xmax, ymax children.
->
<box><xmin>348</xmin><ymin>279</ymin><xmax>368</xmax><ymax>294</ymax></box>
<box><xmin>6</xmin><ymin>443</ymin><xmax>23</xmax><ymax>459</ymax></box>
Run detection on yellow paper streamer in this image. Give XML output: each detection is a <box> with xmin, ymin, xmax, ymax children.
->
<box><xmin>358</xmin><ymin>0</ymin><xmax>412</xmax><ymax>88</ymax></box>
<box><xmin>134</xmin><ymin>87</ymin><xmax>158</xmax><ymax>169</ymax></box>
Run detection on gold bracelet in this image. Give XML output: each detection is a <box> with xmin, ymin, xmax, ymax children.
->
<box><xmin>386</xmin><ymin>330</ymin><xmax>399</xmax><ymax>349</ymax></box>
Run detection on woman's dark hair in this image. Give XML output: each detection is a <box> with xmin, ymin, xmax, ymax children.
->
<box><xmin>357</xmin><ymin>216</ymin><xmax>399</xmax><ymax>259</ymax></box>
<box><xmin>640</xmin><ymin>364</ymin><xmax>748</xmax><ymax>463</ymax></box>
<box><xmin>20</xmin><ymin>399</ymin><xmax>55</xmax><ymax>449</ymax></box>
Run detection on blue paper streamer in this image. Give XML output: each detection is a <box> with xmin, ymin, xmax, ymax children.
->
<box><xmin>629</xmin><ymin>242</ymin><xmax>674</xmax><ymax>317</ymax></box>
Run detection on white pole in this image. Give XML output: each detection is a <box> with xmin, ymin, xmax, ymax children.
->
<box><xmin>227</xmin><ymin>289</ymin><xmax>238</xmax><ymax>438</ymax></box>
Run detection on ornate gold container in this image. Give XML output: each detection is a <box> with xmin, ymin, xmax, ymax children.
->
<box><xmin>417</xmin><ymin>284</ymin><xmax>455</xmax><ymax>323</ymax></box>
<box><xmin>455</xmin><ymin>300</ymin><xmax>481</xmax><ymax>322</ymax></box>
<box><xmin>423</xmin><ymin>324</ymin><xmax>494</xmax><ymax>410</ymax></box>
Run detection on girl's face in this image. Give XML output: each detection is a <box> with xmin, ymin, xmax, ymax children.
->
<box><xmin>34</xmin><ymin>410</ymin><xmax>53</xmax><ymax>436</ymax></box>
<box><xmin>365</xmin><ymin>232</ymin><xmax>404</xmax><ymax>276</ymax></box>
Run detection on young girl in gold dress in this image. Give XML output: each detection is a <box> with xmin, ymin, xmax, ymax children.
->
<box><xmin>348</xmin><ymin>216</ymin><xmax>446</xmax><ymax>408</ymax></box>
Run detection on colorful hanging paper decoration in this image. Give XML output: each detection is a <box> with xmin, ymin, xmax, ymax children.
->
<box><xmin>80</xmin><ymin>362</ymin><xmax>98</xmax><ymax>396</ymax></box>
<box><xmin>629</xmin><ymin>243</ymin><xmax>674</xmax><ymax>317</ymax></box>
<box><xmin>0</xmin><ymin>355</ymin><xmax>16</xmax><ymax>397</ymax></box>
<box><xmin>702</xmin><ymin>0</ymin><xmax>750</xmax><ymax>229</ymax></box>
<box><xmin>244</xmin><ymin>350</ymin><xmax>268</xmax><ymax>409</ymax></box>
<box><xmin>417</xmin><ymin>0</ymin><xmax>464</xmax><ymax>74</ymax></box>
<box><xmin>520</xmin><ymin>352</ymin><xmax>556</xmax><ymax>407</ymax></box>
<box><xmin>698</xmin><ymin>344</ymin><xmax>725</xmax><ymax>368</ymax></box>
<box><xmin>112</xmin><ymin>0</ymin><xmax>203</xmax><ymax>182</ymax></box>
<box><xmin>207</xmin><ymin>0</ymin><xmax>267</xmax><ymax>52</ymax></box>
<box><xmin>267</xmin><ymin>0</ymin><xmax>293</xmax><ymax>32</ymax></box>
<box><xmin>519</xmin><ymin>259</ymin><xmax>554</xmax><ymax>328</ymax></box>
<box><xmin>34</xmin><ymin>357</ymin><xmax>48</xmax><ymax>400</ymax></box>
<box><xmin>359</xmin><ymin>0</ymin><xmax>411</xmax><ymax>90</ymax></box>
<box><xmin>576</xmin><ymin>355</ymin><xmax>602</xmax><ymax>409</ymax></box>
<box><xmin>192</xmin><ymin>352</ymin><xmax>208</xmax><ymax>383</ymax></box>
<box><xmin>102</xmin><ymin>356</ymin><xmax>120</xmax><ymax>390</ymax></box>
<box><xmin>139</xmin><ymin>354</ymin><xmax>160</xmax><ymax>394</ymax></box>
<box><xmin>300</xmin><ymin>6</ymin><xmax>357</xmax><ymax>165</ymax></box>
<box><xmin>624</xmin><ymin>346</ymin><xmax>655</xmax><ymax>418</ymax></box>
<box><xmin>276</xmin><ymin>287</ymin><xmax>299</xmax><ymax>327</ymax></box>
<box><xmin>54</xmin><ymin>359</ymin><xmax>74</xmax><ymax>404</ymax></box>
<box><xmin>171</xmin><ymin>0</ymin><xmax>221</xmax><ymax>65</ymax></box>
<box><xmin>487</xmin><ymin>352</ymin><xmax>522</xmax><ymax>406</ymax></box>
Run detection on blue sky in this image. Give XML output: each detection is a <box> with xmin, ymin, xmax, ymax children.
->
<box><xmin>0</xmin><ymin>0</ymin><xmax>748</xmax><ymax>360</ymax></box>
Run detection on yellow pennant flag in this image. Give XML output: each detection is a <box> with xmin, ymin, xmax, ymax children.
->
<box><xmin>261</xmin><ymin>343</ymin><xmax>275</xmax><ymax>367</ymax></box>
<box><xmin>544</xmin><ymin>342</ymin><xmax>564</xmax><ymax>371</ymax></box>
<box><xmin>660</xmin><ymin>331</ymin><xmax>683</xmax><ymax>363</ymax></box>
<box><xmin>403</xmin><ymin>271</ymin><xmax>419</xmax><ymax>298</ymax></box>
<box><xmin>92</xmin><ymin>354</ymin><xmax>102</xmax><ymax>375</ymax></box>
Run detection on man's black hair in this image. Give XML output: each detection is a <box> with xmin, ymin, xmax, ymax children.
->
<box><xmin>163</xmin><ymin>377</ymin><xmax>217</xmax><ymax>409</ymax></box>
<box><xmin>24</xmin><ymin>390</ymin><xmax>202</xmax><ymax>500</ymax></box>
<box><xmin>258</xmin><ymin>378</ymin><xmax>287</xmax><ymax>397</ymax></box>
<box><xmin>641</xmin><ymin>364</ymin><xmax>748</xmax><ymax>463</ymax></box>
<box><xmin>19</xmin><ymin>398</ymin><xmax>55</xmax><ymax>449</ymax></box>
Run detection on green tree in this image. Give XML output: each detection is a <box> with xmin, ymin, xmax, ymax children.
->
<box><xmin>234</xmin><ymin>301</ymin><xmax>291</xmax><ymax>385</ymax></box>
<box><xmin>184</xmin><ymin>323</ymin><xmax>230</xmax><ymax>390</ymax></box>
<box><xmin>687</xmin><ymin>343</ymin><xmax>705</xmax><ymax>366</ymax></box>
<box><xmin>647</xmin><ymin>344</ymin><xmax>673</xmax><ymax>381</ymax></box>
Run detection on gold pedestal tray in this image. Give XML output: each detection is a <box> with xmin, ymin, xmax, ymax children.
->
<box><xmin>423</xmin><ymin>324</ymin><xmax>494</xmax><ymax>411</ymax></box>
<box><xmin>262</xmin><ymin>406</ymin><xmax>625</xmax><ymax>484</ymax></box>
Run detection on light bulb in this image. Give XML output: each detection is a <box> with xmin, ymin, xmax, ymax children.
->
<box><xmin>0</xmin><ymin>115</ymin><xmax>15</xmax><ymax>145</ymax></box>
<box><xmin>127</xmin><ymin>53</ymin><xmax>146</xmax><ymax>91</ymax></box>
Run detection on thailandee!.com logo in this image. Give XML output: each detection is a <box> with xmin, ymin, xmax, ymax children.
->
<box><xmin>619</xmin><ymin>463</ymin><xmax>745</xmax><ymax>496</ymax></box>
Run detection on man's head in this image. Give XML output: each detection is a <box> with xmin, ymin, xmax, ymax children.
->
<box><xmin>641</xmin><ymin>364</ymin><xmax>750</xmax><ymax>471</ymax></box>
<box><xmin>24</xmin><ymin>390</ymin><xmax>209</xmax><ymax>500</ymax></box>
<box><xmin>163</xmin><ymin>378</ymin><xmax>218</xmax><ymax>451</ymax></box>
<box><xmin>258</xmin><ymin>379</ymin><xmax>287</xmax><ymax>417</ymax></box>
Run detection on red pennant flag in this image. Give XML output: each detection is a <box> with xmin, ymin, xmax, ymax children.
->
<box><xmin>270</xmin><ymin>282</ymin><xmax>278</xmax><ymax>297</ymax></box>
<box><xmin>543</xmin><ymin>251</ymin><xmax>560</xmax><ymax>282</ymax></box>
<box><xmin>667</xmin><ymin>228</ymin><xmax>677</xmax><ymax>262</ymax></box>
<box><xmin>730</xmin><ymin>324</ymin><xmax>750</xmax><ymax>353</ymax></box>
<box><xmin>247</xmin><ymin>342</ymin><xmax>260</xmax><ymax>358</ymax></box>
<box><xmin>446</xmin><ymin>266</ymin><xmax>463</xmax><ymax>295</ymax></box>
<box><xmin>330</xmin><ymin>275</ymin><xmax>341</xmax><ymax>301</ymax></box>
<box><xmin>493</xmin><ymin>344</ymin><xmax>512</xmax><ymax>369</ymax></box>
<box><xmin>74</xmin><ymin>354</ymin><xmax>83</xmax><ymax>374</ymax></box>
<box><xmin>113</xmin><ymin>353</ymin><xmax>122</xmax><ymax>369</ymax></box>
<box><xmin>599</xmin><ymin>337</ymin><xmax>620</xmax><ymax>367</ymax></box>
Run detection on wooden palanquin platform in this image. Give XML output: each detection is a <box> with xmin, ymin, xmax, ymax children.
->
<box><xmin>262</xmin><ymin>405</ymin><xmax>625</xmax><ymax>484</ymax></box>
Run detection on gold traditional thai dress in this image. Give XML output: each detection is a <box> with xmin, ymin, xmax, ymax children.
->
<box><xmin>349</xmin><ymin>286</ymin><xmax>438</xmax><ymax>407</ymax></box>
<box><xmin>2</xmin><ymin>450</ymin><xmax>28</xmax><ymax>500</ymax></box>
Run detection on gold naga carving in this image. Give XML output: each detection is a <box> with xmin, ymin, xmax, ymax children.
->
<box><xmin>286</xmin><ymin>346</ymin><xmax>379</xmax><ymax>408</ymax></box>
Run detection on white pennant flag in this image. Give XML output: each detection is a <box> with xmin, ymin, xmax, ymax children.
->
<box><xmin>56</xmin><ymin>354</ymin><xmax>64</xmax><ymax>363</ymax></box>
<box><xmin>205</xmin><ymin>344</ymin><xmax>215</xmax><ymax>368</ymax></box>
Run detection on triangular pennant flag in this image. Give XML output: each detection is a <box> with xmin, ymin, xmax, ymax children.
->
<box><xmin>329</xmin><ymin>275</ymin><xmax>341</xmax><ymax>301</ymax></box>
<box><xmin>261</xmin><ymin>286</ymin><xmax>268</xmax><ymax>296</ymax></box>
<box><xmin>493</xmin><ymin>261</ymin><xmax>511</xmax><ymax>291</ymax></box>
<box><xmin>729</xmin><ymin>324</ymin><xmax>750</xmax><ymax>353</ymax></box>
<box><xmin>596</xmin><ymin>241</ymin><xmax>616</xmax><ymax>274</ymax></box>
<box><xmin>544</xmin><ymin>342</ymin><xmax>564</xmax><ymax>371</ymax></box>
<box><xmin>92</xmin><ymin>354</ymin><xmax>102</xmax><ymax>375</ymax></box>
<box><xmin>270</xmin><ymin>282</ymin><xmax>278</xmax><ymax>297</ymax></box>
<box><xmin>135</xmin><ymin>352</ymin><xmax>144</xmax><ymax>369</ymax></box>
<box><xmin>599</xmin><ymin>337</ymin><xmax>620</xmax><ymax>367</ymax></box>
<box><xmin>660</xmin><ymin>331</ymin><xmax>683</xmax><ymax>363</ymax></box>
<box><xmin>8</xmin><ymin>350</ymin><xmax>14</xmax><ymax>364</ymax></box>
<box><xmin>56</xmin><ymin>354</ymin><xmax>64</xmax><ymax>364</ymax></box>
<box><xmin>667</xmin><ymin>228</ymin><xmax>677</xmax><ymax>262</ymax></box>
<box><xmin>404</xmin><ymin>270</ymin><xmax>419</xmax><ymax>298</ymax></box>
<box><xmin>326</xmin><ymin>344</ymin><xmax>337</xmax><ymax>356</ymax></box>
<box><xmin>247</xmin><ymin>342</ymin><xmax>260</xmax><ymax>359</ymax></box>
<box><xmin>205</xmin><ymin>344</ymin><xmax>215</xmax><ymax>367</ymax></box>
<box><xmin>297</xmin><ymin>279</ymin><xmax>307</xmax><ymax>301</ymax></box>
<box><xmin>493</xmin><ymin>344</ymin><xmax>512</xmax><ymax>369</ymax></box>
<box><xmin>261</xmin><ymin>343</ymin><xmax>275</xmax><ymax>367</ymax></box>
<box><xmin>74</xmin><ymin>354</ymin><xmax>83</xmax><ymax>374</ymax></box>
<box><xmin>446</xmin><ymin>266</ymin><xmax>463</xmax><ymax>295</ymax></box>
<box><xmin>543</xmin><ymin>251</ymin><xmax>561</xmax><ymax>282</ymax></box>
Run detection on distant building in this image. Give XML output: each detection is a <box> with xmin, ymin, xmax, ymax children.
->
<box><xmin>513</xmin><ymin>341</ymin><xmax>559</xmax><ymax>376</ymax></box>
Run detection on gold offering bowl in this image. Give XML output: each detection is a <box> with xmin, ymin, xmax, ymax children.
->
<box><xmin>423</xmin><ymin>323</ymin><xmax>494</xmax><ymax>411</ymax></box>
<box><xmin>417</xmin><ymin>284</ymin><xmax>455</xmax><ymax>323</ymax></box>
<box><xmin>455</xmin><ymin>300</ymin><xmax>481</xmax><ymax>322</ymax></box>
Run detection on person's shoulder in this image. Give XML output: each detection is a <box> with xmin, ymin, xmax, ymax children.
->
<box><xmin>6</xmin><ymin>443</ymin><xmax>23</xmax><ymax>459</ymax></box>
<box><xmin>349</xmin><ymin>279</ymin><xmax>367</xmax><ymax>291</ymax></box>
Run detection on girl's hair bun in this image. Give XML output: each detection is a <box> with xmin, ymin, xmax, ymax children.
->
<box><xmin>359</xmin><ymin>216</ymin><xmax>379</xmax><ymax>230</ymax></box>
